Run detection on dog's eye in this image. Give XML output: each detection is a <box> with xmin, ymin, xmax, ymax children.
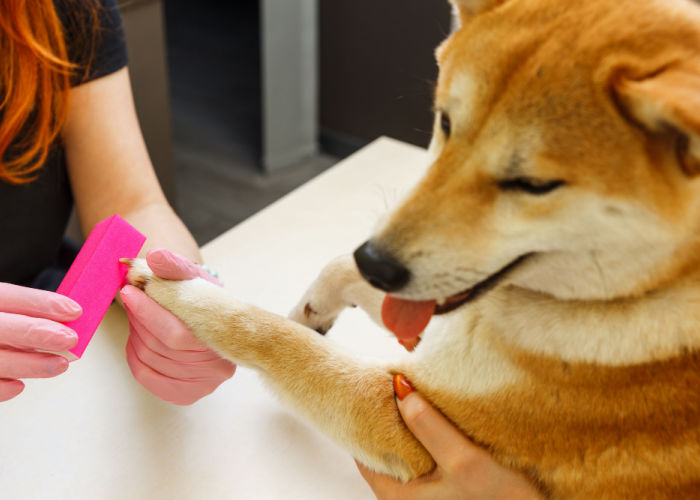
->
<box><xmin>498</xmin><ymin>177</ymin><xmax>565</xmax><ymax>195</ymax></box>
<box><xmin>440</xmin><ymin>113</ymin><xmax>451</xmax><ymax>138</ymax></box>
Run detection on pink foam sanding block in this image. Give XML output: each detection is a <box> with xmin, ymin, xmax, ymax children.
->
<box><xmin>55</xmin><ymin>215</ymin><xmax>146</xmax><ymax>360</ymax></box>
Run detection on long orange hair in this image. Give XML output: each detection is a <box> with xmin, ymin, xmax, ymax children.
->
<box><xmin>0</xmin><ymin>0</ymin><xmax>96</xmax><ymax>184</ymax></box>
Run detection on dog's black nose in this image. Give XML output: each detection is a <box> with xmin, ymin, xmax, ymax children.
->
<box><xmin>353</xmin><ymin>241</ymin><xmax>410</xmax><ymax>292</ymax></box>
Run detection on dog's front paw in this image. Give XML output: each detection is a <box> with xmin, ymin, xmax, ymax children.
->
<box><xmin>122</xmin><ymin>258</ymin><xmax>277</xmax><ymax>367</ymax></box>
<box><xmin>288</xmin><ymin>255</ymin><xmax>364</xmax><ymax>334</ymax></box>
<box><xmin>121</xmin><ymin>257</ymin><xmax>195</xmax><ymax>319</ymax></box>
<box><xmin>289</xmin><ymin>297</ymin><xmax>346</xmax><ymax>336</ymax></box>
<box><xmin>121</xmin><ymin>258</ymin><xmax>234</xmax><ymax>348</ymax></box>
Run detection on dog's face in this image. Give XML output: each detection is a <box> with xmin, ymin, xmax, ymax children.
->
<box><xmin>356</xmin><ymin>0</ymin><xmax>700</xmax><ymax>307</ymax></box>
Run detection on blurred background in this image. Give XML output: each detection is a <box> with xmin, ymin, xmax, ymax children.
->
<box><xmin>119</xmin><ymin>0</ymin><xmax>452</xmax><ymax>244</ymax></box>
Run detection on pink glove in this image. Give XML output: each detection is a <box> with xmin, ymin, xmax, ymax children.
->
<box><xmin>120</xmin><ymin>248</ymin><xmax>236</xmax><ymax>405</ymax></box>
<box><xmin>0</xmin><ymin>283</ymin><xmax>81</xmax><ymax>401</ymax></box>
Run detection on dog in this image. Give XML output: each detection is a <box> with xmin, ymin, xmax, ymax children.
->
<box><xmin>124</xmin><ymin>0</ymin><xmax>700</xmax><ymax>497</ymax></box>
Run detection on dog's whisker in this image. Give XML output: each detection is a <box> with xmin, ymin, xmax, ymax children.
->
<box><xmin>455</xmin><ymin>266</ymin><xmax>489</xmax><ymax>276</ymax></box>
<box><xmin>590</xmin><ymin>251</ymin><xmax>609</xmax><ymax>297</ymax></box>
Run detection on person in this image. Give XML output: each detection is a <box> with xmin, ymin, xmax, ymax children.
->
<box><xmin>0</xmin><ymin>1</ymin><xmax>543</xmax><ymax>497</ymax></box>
<box><xmin>0</xmin><ymin>0</ymin><xmax>234</xmax><ymax>404</ymax></box>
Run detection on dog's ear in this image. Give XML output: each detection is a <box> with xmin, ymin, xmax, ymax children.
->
<box><xmin>615</xmin><ymin>60</ymin><xmax>700</xmax><ymax>177</ymax></box>
<box><xmin>450</xmin><ymin>0</ymin><xmax>509</xmax><ymax>18</ymax></box>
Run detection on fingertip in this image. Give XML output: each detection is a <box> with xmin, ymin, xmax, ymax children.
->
<box><xmin>51</xmin><ymin>355</ymin><xmax>70</xmax><ymax>375</ymax></box>
<box><xmin>52</xmin><ymin>296</ymin><xmax>83</xmax><ymax>320</ymax></box>
<box><xmin>147</xmin><ymin>248</ymin><xmax>199</xmax><ymax>280</ymax></box>
<box><xmin>147</xmin><ymin>247</ymin><xmax>189</xmax><ymax>270</ymax></box>
<box><xmin>47</xmin><ymin>327</ymin><xmax>79</xmax><ymax>351</ymax></box>
<box><xmin>62</xmin><ymin>329</ymin><xmax>80</xmax><ymax>350</ymax></box>
<box><xmin>0</xmin><ymin>379</ymin><xmax>25</xmax><ymax>401</ymax></box>
<box><xmin>396</xmin><ymin>390</ymin><xmax>430</xmax><ymax>425</ymax></box>
<box><xmin>33</xmin><ymin>354</ymin><xmax>70</xmax><ymax>378</ymax></box>
<box><xmin>145</xmin><ymin>248</ymin><xmax>171</xmax><ymax>266</ymax></box>
<box><xmin>212</xmin><ymin>358</ymin><xmax>237</xmax><ymax>380</ymax></box>
<box><xmin>146</xmin><ymin>248</ymin><xmax>174</xmax><ymax>276</ymax></box>
<box><xmin>119</xmin><ymin>285</ymin><xmax>133</xmax><ymax>301</ymax></box>
<box><xmin>27</xmin><ymin>321</ymin><xmax>80</xmax><ymax>352</ymax></box>
<box><xmin>393</xmin><ymin>373</ymin><xmax>415</xmax><ymax>401</ymax></box>
<box><xmin>120</xmin><ymin>285</ymin><xmax>144</xmax><ymax>309</ymax></box>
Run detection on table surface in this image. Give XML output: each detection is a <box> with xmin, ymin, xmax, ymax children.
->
<box><xmin>2</xmin><ymin>137</ymin><xmax>430</xmax><ymax>500</ymax></box>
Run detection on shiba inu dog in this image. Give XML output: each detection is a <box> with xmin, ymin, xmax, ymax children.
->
<box><xmin>124</xmin><ymin>0</ymin><xmax>700</xmax><ymax>497</ymax></box>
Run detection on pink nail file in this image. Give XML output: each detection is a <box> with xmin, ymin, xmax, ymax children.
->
<box><xmin>55</xmin><ymin>215</ymin><xmax>146</xmax><ymax>361</ymax></box>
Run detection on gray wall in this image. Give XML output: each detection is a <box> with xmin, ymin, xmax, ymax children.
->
<box><xmin>320</xmin><ymin>0</ymin><xmax>452</xmax><ymax>150</ymax></box>
<box><xmin>261</xmin><ymin>0</ymin><xmax>319</xmax><ymax>171</ymax></box>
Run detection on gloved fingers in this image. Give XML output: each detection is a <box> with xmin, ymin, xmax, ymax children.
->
<box><xmin>128</xmin><ymin>328</ymin><xmax>235</xmax><ymax>380</ymax></box>
<box><xmin>0</xmin><ymin>283</ymin><xmax>82</xmax><ymax>321</ymax></box>
<box><xmin>146</xmin><ymin>248</ymin><xmax>201</xmax><ymax>280</ymax></box>
<box><xmin>0</xmin><ymin>312</ymin><xmax>79</xmax><ymax>351</ymax></box>
<box><xmin>120</xmin><ymin>285</ymin><xmax>210</xmax><ymax>352</ymax></box>
<box><xmin>0</xmin><ymin>349</ymin><xmax>69</xmax><ymax>379</ymax></box>
<box><xmin>126</xmin><ymin>315</ymin><xmax>220</xmax><ymax>362</ymax></box>
<box><xmin>125</xmin><ymin>341</ymin><xmax>221</xmax><ymax>405</ymax></box>
<box><xmin>123</xmin><ymin>301</ymin><xmax>219</xmax><ymax>363</ymax></box>
<box><xmin>0</xmin><ymin>379</ymin><xmax>25</xmax><ymax>402</ymax></box>
<box><xmin>146</xmin><ymin>248</ymin><xmax>221</xmax><ymax>285</ymax></box>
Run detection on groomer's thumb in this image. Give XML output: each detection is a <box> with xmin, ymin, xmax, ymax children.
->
<box><xmin>146</xmin><ymin>248</ymin><xmax>201</xmax><ymax>280</ymax></box>
<box><xmin>394</xmin><ymin>374</ymin><xmax>484</xmax><ymax>470</ymax></box>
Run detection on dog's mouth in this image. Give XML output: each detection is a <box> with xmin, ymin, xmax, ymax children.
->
<box><xmin>381</xmin><ymin>254</ymin><xmax>531</xmax><ymax>340</ymax></box>
<box><xmin>435</xmin><ymin>254</ymin><xmax>531</xmax><ymax>315</ymax></box>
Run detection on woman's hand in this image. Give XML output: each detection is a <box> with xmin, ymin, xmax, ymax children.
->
<box><xmin>120</xmin><ymin>249</ymin><xmax>236</xmax><ymax>405</ymax></box>
<box><xmin>0</xmin><ymin>283</ymin><xmax>81</xmax><ymax>401</ymax></box>
<box><xmin>357</xmin><ymin>374</ymin><xmax>543</xmax><ymax>500</ymax></box>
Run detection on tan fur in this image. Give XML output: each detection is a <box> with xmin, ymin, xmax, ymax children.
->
<box><xmin>126</xmin><ymin>0</ymin><xmax>700</xmax><ymax>497</ymax></box>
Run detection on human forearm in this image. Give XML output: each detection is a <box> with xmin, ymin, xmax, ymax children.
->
<box><xmin>62</xmin><ymin>69</ymin><xmax>201</xmax><ymax>264</ymax></box>
<box><xmin>120</xmin><ymin>201</ymin><xmax>201</xmax><ymax>264</ymax></box>
<box><xmin>61</xmin><ymin>68</ymin><xmax>232</xmax><ymax>405</ymax></box>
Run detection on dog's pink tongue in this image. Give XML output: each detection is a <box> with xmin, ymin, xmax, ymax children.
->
<box><xmin>381</xmin><ymin>295</ymin><xmax>436</xmax><ymax>340</ymax></box>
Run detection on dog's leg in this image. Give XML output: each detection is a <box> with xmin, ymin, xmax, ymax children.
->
<box><xmin>288</xmin><ymin>254</ymin><xmax>385</xmax><ymax>334</ymax></box>
<box><xmin>124</xmin><ymin>259</ymin><xmax>434</xmax><ymax>481</ymax></box>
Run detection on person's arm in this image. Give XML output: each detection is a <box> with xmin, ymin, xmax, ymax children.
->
<box><xmin>357</xmin><ymin>374</ymin><xmax>544</xmax><ymax>500</ymax></box>
<box><xmin>60</xmin><ymin>68</ymin><xmax>234</xmax><ymax>404</ymax></box>
<box><xmin>61</xmin><ymin>66</ymin><xmax>200</xmax><ymax>263</ymax></box>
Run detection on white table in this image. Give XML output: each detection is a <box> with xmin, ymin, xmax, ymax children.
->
<box><xmin>2</xmin><ymin>138</ymin><xmax>429</xmax><ymax>499</ymax></box>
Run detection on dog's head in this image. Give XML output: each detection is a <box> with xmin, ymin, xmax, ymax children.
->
<box><xmin>356</xmin><ymin>0</ymin><xmax>700</xmax><ymax>327</ymax></box>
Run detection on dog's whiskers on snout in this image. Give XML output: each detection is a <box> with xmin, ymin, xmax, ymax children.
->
<box><xmin>455</xmin><ymin>266</ymin><xmax>490</xmax><ymax>277</ymax></box>
<box><xmin>589</xmin><ymin>251</ymin><xmax>610</xmax><ymax>297</ymax></box>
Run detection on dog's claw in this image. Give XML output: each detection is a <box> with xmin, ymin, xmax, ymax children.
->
<box><xmin>128</xmin><ymin>275</ymin><xmax>148</xmax><ymax>290</ymax></box>
<box><xmin>121</xmin><ymin>258</ymin><xmax>151</xmax><ymax>290</ymax></box>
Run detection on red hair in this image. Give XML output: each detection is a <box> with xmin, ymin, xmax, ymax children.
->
<box><xmin>0</xmin><ymin>0</ymin><xmax>95</xmax><ymax>184</ymax></box>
